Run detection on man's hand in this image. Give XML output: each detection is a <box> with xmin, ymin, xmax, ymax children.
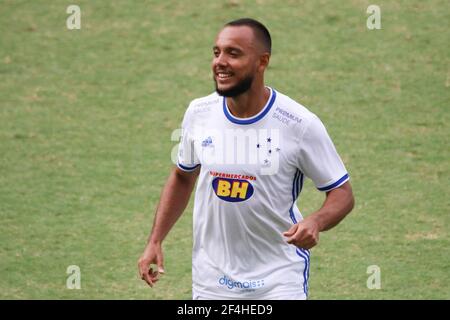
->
<box><xmin>283</xmin><ymin>217</ymin><xmax>321</xmax><ymax>250</ymax></box>
<box><xmin>137</xmin><ymin>167</ymin><xmax>199</xmax><ymax>288</ymax></box>
<box><xmin>283</xmin><ymin>182</ymin><xmax>354</xmax><ymax>250</ymax></box>
<box><xmin>138</xmin><ymin>242</ymin><xmax>165</xmax><ymax>287</ymax></box>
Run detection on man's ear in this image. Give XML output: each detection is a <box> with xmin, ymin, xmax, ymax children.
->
<box><xmin>258</xmin><ymin>52</ymin><xmax>270</xmax><ymax>72</ymax></box>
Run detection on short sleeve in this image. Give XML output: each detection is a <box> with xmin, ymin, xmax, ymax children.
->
<box><xmin>177</xmin><ymin>107</ymin><xmax>200</xmax><ymax>172</ymax></box>
<box><xmin>297</xmin><ymin>115</ymin><xmax>349</xmax><ymax>191</ymax></box>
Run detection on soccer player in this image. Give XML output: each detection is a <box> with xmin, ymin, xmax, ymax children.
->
<box><xmin>138</xmin><ymin>18</ymin><xmax>354</xmax><ymax>300</ymax></box>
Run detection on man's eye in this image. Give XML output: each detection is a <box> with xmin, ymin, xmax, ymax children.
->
<box><xmin>213</xmin><ymin>51</ymin><xmax>219</xmax><ymax>57</ymax></box>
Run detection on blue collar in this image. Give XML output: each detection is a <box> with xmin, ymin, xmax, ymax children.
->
<box><xmin>222</xmin><ymin>88</ymin><xmax>277</xmax><ymax>125</ymax></box>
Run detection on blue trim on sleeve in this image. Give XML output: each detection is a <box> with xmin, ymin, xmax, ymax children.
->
<box><xmin>317</xmin><ymin>173</ymin><xmax>349</xmax><ymax>192</ymax></box>
<box><xmin>177</xmin><ymin>162</ymin><xmax>200</xmax><ymax>172</ymax></box>
<box><xmin>222</xmin><ymin>88</ymin><xmax>276</xmax><ymax>125</ymax></box>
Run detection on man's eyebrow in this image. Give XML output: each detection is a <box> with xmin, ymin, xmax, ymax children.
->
<box><xmin>227</xmin><ymin>46</ymin><xmax>243</xmax><ymax>53</ymax></box>
<box><xmin>212</xmin><ymin>45</ymin><xmax>244</xmax><ymax>53</ymax></box>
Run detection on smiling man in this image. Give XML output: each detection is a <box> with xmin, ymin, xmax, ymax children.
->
<box><xmin>138</xmin><ymin>18</ymin><xmax>354</xmax><ymax>300</ymax></box>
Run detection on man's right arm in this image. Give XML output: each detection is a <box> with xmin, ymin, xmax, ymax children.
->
<box><xmin>138</xmin><ymin>166</ymin><xmax>199</xmax><ymax>287</ymax></box>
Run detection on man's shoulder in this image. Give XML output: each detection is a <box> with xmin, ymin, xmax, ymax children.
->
<box><xmin>187</xmin><ymin>92</ymin><xmax>221</xmax><ymax>113</ymax></box>
<box><xmin>273</xmin><ymin>89</ymin><xmax>317</xmax><ymax>124</ymax></box>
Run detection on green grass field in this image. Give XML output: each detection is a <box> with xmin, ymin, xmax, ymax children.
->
<box><xmin>0</xmin><ymin>0</ymin><xmax>448</xmax><ymax>299</ymax></box>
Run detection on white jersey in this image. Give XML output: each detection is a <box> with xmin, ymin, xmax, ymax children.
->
<box><xmin>177</xmin><ymin>87</ymin><xmax>349</xmax><ymax>299</ymax></box>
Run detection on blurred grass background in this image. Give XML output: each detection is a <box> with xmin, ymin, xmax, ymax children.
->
<box><xmin>0</xmin><ymin>0</ymin><xmax>448</xmax><ymax>299</ymax></box>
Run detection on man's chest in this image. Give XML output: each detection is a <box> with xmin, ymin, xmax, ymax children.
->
<box><xmin>190</xmin><ymin>121</ymin><xmax>297</xmax><ymax>177</ymax></box>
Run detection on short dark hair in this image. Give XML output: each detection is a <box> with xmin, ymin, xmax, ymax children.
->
<box><xmin>224</xmin><ymin>18</ymin><xmax>272</xmax><ymax>54</ymax></box>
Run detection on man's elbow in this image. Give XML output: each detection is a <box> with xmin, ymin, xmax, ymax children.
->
<box><xmin>345</xmin><ymin>182</ymin><xmax>355</xmax><ymax>214</ymax></box>
<box><xmin>173</xmin><ymin>166</ymin><xmax>200</xmax><ymax>186</ymax></box>
<box><xmin>335</xmin><ymin>181</ymin><xmax>354</xmax><ymax>215</ymax></box>
<box><xmin>348</xmin><ymin>192</ymin><xmax>355</xmax><ymax>213</ymax></box>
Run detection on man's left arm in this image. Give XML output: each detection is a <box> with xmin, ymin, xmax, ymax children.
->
<box><xmin>284</xmin><ymin>181</ymin><xmax>354</xmax><ymax>249</ymax></box>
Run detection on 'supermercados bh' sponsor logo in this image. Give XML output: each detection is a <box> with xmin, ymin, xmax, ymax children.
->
<box><xmin>212</xmin><ymin>177</ymin><xmax>254</xmax><ymax>202</ymax></box>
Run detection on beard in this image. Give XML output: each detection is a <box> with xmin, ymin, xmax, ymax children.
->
<box><xmin>214</xmin><ymin>74</ymin><xmax>254</xmax><ymax>97</ymax></box>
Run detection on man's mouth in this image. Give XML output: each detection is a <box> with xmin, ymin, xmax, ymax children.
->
<box><xmin>216</xmin><ymin>72</ymin><xmax>233</xmax><ymax>80</ymax></box>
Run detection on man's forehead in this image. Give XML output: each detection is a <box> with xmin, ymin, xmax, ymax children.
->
<box><xmin>214</xmin><ymin>26</ymin><xmax>256</xmax><ymax>49</ymax></box>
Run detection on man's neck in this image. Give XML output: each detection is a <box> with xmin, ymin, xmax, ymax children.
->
<box><xmin>226</xmin><ymin>85</ymin><xmax>270</xmax><ymax>119</ymax></box>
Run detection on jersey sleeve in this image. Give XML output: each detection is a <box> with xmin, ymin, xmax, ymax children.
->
<box><xmin>177</xmin><ymin>106</ymin><xmax>201</xmax><ymax>172</ymax></box>
<box><xmin>297</xmin><ymin>115</ymin><xmax>349</xmax><ymax>192</ymax></box>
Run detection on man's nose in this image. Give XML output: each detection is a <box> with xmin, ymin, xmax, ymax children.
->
<box><xmin>214</xmin><ymin>53</ymin><xmax>227</xmax><ymax>67</ymax></box>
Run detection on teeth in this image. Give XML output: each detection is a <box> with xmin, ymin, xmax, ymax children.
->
<box><xmin>218</xmin><ymin>73</ymin><xmax>232</xmax><ymax>79</ymax></box>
